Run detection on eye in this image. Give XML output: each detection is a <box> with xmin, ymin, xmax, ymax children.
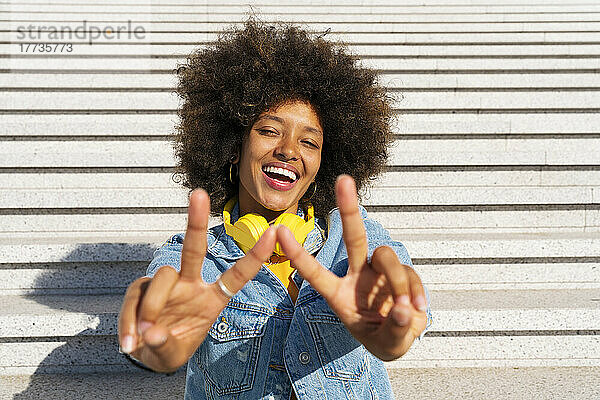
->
<box><xmin>302</xmin><ymin>140</ymin><xmax>319</xmax><ymax>149</ymax></box>
<box><xmin>257</xmin><ymin>128</ymin><xmax>278</xmax><ymax>136</ymax></box>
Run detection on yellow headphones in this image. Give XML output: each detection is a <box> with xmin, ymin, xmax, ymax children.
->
<box><xmin>223</xmin><ymin>197</ymin><xmax>315</xmax><ymax>256</ymax></box>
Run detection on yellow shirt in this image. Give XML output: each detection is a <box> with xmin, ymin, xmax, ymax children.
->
<box><xmin>265</xmin><ymin>254</ymin><xmax>298</xmax><ymax>302</ymax></box>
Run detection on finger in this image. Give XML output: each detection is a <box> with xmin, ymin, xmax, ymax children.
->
<box><xmin>374</xmin><ymin>300</ymin><xmax>428</xmax><ymax>361</ymax></box>
<box><xmin>371</xmin><ymin>246</ymin><xmax>422</xmax><ymax>335</ymax></box>
<box><xmin>381</xmin><ymin>292</ymin><xmax>428</xmax><ymax>357</ymax></box>
<box><xmin>277</xmin><ymin>225</ymin><xmax>341</xmax><ymax>300</ymax></box>
<box><xmin>336</xmin><ymin>175</ymin><xmax>368</xmax><ymax>274</ymax></box>
<box><xmin>406</xmin><ymin>267</ymin><xmax>428</xmax><ymax>312</ymax></box>
<box><xmin>379</xmin><ymin>302</ymin><xmax>415</xmax><ymax>357</ymax></box>
<box><xmin>215</xmin><ymin>225</ymin><xmax>277</xmax><ymax>298</ymax></box>
<box><xmin>181</xmin><ymin>189</ymin><xmax>210</xmax><ymax>281</ymax></box>
<box><xmin>137</xmin><ymin>265</ymin><xmax>179</xmax><ymax>333</ymax></box>
<box><xmin>370</xmin><ymin>246</ymin><xmax>411</xmax><ymax>305</ymax></box>
<box><xmin>118</xmin><ymin>277</ymin><xmax>150</xmax><ymax>354</ymax></box>
<box><xmin>140</xmin><ymin>324</ymin><xmax>187</xmax><ymax>373</ymax></box>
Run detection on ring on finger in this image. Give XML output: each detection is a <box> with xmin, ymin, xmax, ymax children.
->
<box><xmin>216</xmin><ymin>275</ymin><xmax>236</xmax><ymax>298</ymax></box>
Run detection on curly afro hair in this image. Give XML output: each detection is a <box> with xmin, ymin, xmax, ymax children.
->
<box><xmin>172</xmin><ymin>18</ymin><xmax>394</xmax><ymax>218</ymax></box>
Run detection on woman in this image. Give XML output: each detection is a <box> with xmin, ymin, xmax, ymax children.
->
<box><xmin>118</xmin><ymin>19</ymin><xmax>432</xmax><ymax>399</ymax></box>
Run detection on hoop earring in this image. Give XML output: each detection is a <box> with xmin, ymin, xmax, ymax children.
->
<box><xmin>229</xmin><ymin>163</ymin><xmax>238</xmax><ymax>184</ymax></box>
<box><xmin>304</xmin><ymin>181</ymin><xmax>317</xmax><ymax>201</ymax></box>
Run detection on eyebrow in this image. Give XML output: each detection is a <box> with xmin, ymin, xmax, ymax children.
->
<box><xmin>258</xmin><ymin>115</ymin><xmax>323</xmax><ymax>136</ymax></box>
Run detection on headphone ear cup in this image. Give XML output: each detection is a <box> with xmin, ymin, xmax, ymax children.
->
<box><xmin>274</xmin><ymin>213</ymin><xmax>308</xmax><ymax>255</ymax></box>
<box><xmin>236</xmin><ymin>214</ymin><xmax>270</xmax><ymax>253</ymax></box>
<box><xmin>275</xmin><ymin>213</ymin><xmax>304</xmax><ymax>233</ymax></box>
<box><xmin>224</xmin><ymin>200</ymin><xmax>315</xmax><ymax>257</ymax></box>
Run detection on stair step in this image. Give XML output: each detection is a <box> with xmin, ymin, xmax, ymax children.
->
<box><xmin>388</xmin><ymin>366</ymin><xmax>600</xmax><ymax>399</ymax></box>
<box><xmin>1</xmin><ymin>371</ymin><xmax>186</xmax><ymax>400</ymax></box>
<box><xmin>3</xmin><ymin>138</ymin><xmax>599</xmax><ymax>167</ymax></box>
<box><xmin>0</xmin><ymin>294</ymin><xmax>124</xmax><ymax>337</ymax></box>
<box><xmin>7</xmin><ymin>56</ymin><xmax>600</xmax><ymax>73</ymax></box>
<box><xmin>3</xmin><ymin>366</ymin><xmax>599</xmax><ymax>400</ymax></box>
<box><xmin>8</xmin><ymin>30</ymin><xmax>600</xmax><ymax>46</ymax></box>
<box><xmin>2</xmin><ymin>330</ymin><xmax>598</xmax><ymax>374</ymax></box>
<box><xmin>9</xmin><ymin>71</ymin><xmax>600</xmax><ymax>89</ymax></box>
<box><xmin>10</xmin><ymin>19</ymin><xmax>600</xmax><ymax>33</ymax></box>
<box><xmin>3</xmin><ymin>112</ymin><xmax>599</xmax><ymax>136</ymax></box>
<box><xmin>416</xmin><ymin>262</ymin><xmax>600</xmax><ymax>291</ymax></box>
<box><xmin>0</xmin><ymin>114</ymin><xmax>176</xmax><ymax>137</ymax></box>
<box><xmin>2</xmin><ymin>289</ymin><xmax>598</xmax><ymax>337</ymax></box>
<box><xmin>1</xmin><ymin>260</ymin><xmax>598</xmax><ymax>295</ymax></box>
<box><xmin>4</xmin><ymin>91</ymin><xmax>600</xmax><ymax>110</ymax></box>
<box><xmin>0</xmin><ymin>261</ymin><xmax>144</xmax><ymax>295</ymax></box>
<box><xmin>4</xmin><ymin>43</ymin><xmax>600</xmax><ymax>57</ymax></box>
<box><xmin>2</xmin><ymin>232</ymin><xmax>597</xmax><ymax>263</ymax></box>
<box><xmin>8</xmin><ymin>3</ymin><xmax>600</xmax><ymax>14</ymax></box>
<box><xmin>2</xmin><ymin>208</ymin><xmax>598</xmax><ymax>238</ymax></box>
<box><xmin>6</xmin><ymin>72</ymin><xmax>600</xmax><ymax>89</ymax></box>
<box><xmin>0</xmin><ymin>335</ymin><xmax>128</xmax><ymax>375</ymax></box>
<box><xmin>1</xmin><ymin>186</ymin><xmax>596</xmax><ymax>208</ymax></box>
<box><xmin>391</xmin><ymin>335</ymin><xmax>600</xmax><ymax>368</ymax></box>
<box><xmin>403</xmin><ymin>231</ymin><xmax>600</xmax><ymax>259</ymax></box>
<box><xmin>4</xmin><ymin>170</ymin><xmax>599</xmax><ymax>189</ymax></box>
<box><xmin>6</xmin><ymin>10</ymin><xmax>600</xmax><ymax>24</ymax></box>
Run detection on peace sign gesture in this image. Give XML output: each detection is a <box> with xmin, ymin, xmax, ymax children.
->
<box><xmin>118</xmin><ymin>190</ymin><xmax>277</xmax><ymax>372</ymax></box>
<box><xmin>277</xmin><ymin>175</ymin><xmax>428</xmax><ymax>360</ymax></box>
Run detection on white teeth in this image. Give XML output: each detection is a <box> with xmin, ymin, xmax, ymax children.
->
<box><xmin>263</xmin><ymin>166</ymin><xmax>297</xmax><ymax>181</ymax></box>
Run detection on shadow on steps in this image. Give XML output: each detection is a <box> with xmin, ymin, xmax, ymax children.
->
<box><xmin>12</xmin><ymin>242</ymin><xmax>186</xmax><ymax>399</ymax></box>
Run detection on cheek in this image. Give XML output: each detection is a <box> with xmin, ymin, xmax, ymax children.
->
<box><xmin>305</xmin><ymin>152</ymin><xmax>322</xmax><ymax>179</ymax></box>
<box><xmin>244</xmin><ymin>140</ymin><xmax>271</xmax><ymax>163</ymax></box>
<box><xmin>239</xmin><ymin>142</ymin><xmax>261</xmax><ymax>169</ymax></box>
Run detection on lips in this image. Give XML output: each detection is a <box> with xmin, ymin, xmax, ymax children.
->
<box><xmin>262</xmin><ymin>162</ymin><xmax>300</xmax><ymax>191</ymax></box>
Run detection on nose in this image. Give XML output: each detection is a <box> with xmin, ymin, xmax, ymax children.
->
<box><xmin>274</xmin><ymin>135</ymin><xmax>299</xmax><ymax>161</ymax></box>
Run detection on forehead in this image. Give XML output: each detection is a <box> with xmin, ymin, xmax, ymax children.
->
<box><xmin>256</xmin><ymin>101</ymin><xmax>323</xmax><ymax>132</ymax></box>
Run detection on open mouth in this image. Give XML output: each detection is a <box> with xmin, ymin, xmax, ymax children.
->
<box><xmin>262</xmin><ymin>165</ymin><xmax>298</xmax><ymax>184</ymax></box>
<box><xmin>261</xmin><ymin>163</ymin><xmax>300</xmax><ymax>191</ymax></box>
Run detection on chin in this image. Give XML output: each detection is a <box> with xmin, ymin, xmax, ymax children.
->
<box><xmin>259</xmin><ymin>192</ymin><xmax>299</xmax><ymax>212</ymax></box>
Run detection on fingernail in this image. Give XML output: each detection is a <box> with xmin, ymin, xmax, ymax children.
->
<box><xmin>392</xmin><ymin>306</ymin><xmax>411</xmax><ymax>326</ymax></box>
<box><xmin>397</xmin><ymin>295</ymin><xmax>410</xmax><ymax>306</ymax></box>
<box><xmin>148</xmin><ymin>334</ymin><xmax>168</xmax><ymax>348</ymax></box>
<box><xmin>414</xmin><ymin>295</ymin><xmax>427</xmax><ymax>311</ymax></box>
<box><xmin>121</xmin><ymin>335</ymin><xmax>135</xmax><ymax>354</ymax></box>
<box><xmin>138</xmin><ymin>320</ymin><xmax>153</xmax><ymax>335</ymax></box>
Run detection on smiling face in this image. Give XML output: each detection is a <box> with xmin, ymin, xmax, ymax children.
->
<box><xmin>235</xmin><ymin>100</ymin><xmax>323</xmax><ymax>222</ymax></box>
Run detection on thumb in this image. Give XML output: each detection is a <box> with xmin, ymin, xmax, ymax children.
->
<box><xmin>277</xmin><ymin>225</ymin><xmax>340</xmax><ymax>301</ymax></box>
<box><xmin>215</xmin><ymin>225</ymin><xmax>278</xmax><ymax>298</ymax></box>
<box><xmin>378</xmin><ymin>301</ymin><xmax>426</xmax><ymax>358</ymax></box>
<box><xmin>134</xmin><ymin>324</ymin><xmax>187</xmax><ymax>373</ymax></box>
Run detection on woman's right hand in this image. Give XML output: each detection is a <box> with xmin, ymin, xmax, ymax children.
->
<box><xmin>118</xmin><ymin>189</ymin><xmax>278</xmax><ymax>373</ymax></box>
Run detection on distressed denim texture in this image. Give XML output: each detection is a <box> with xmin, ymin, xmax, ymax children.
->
<box><xmin>146</xmin><ymin>204</ymin><xmax>433</xmax><ymax>400</ymax></box>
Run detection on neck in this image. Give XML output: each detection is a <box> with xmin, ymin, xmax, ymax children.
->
<box><xmin>238</xmin><ymin>190</ymin><xmax>299</xmax><ymax>223</ymax></box>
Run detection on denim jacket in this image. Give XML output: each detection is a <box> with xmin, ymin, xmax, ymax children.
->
<box><xmin>147</xmin><ymin>204</ymin><xmax>433</xmax><ymax>400</ymax></box>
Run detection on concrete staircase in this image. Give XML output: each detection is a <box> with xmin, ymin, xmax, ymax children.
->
<box><xmin>1</xmin><ymin>0</ymin><xmax>599</xmax><ymax>398</ymax></box>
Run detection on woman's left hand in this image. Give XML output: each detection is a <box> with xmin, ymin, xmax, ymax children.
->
<box><xmin>277</xmin><ymin>175</ymin><xmax>428</xmax><ymax>361</ymax></box>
